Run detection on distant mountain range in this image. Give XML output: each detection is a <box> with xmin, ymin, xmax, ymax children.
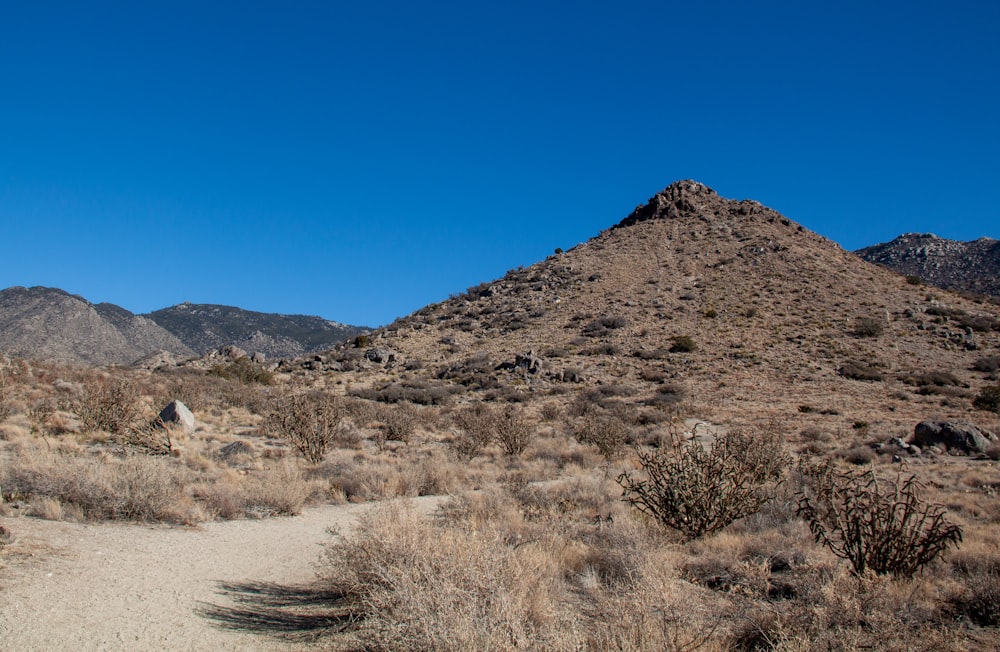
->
<box><xmin>0</xmin><ymin>286</ymin><xmax>368</xmax><ymax>366</ymax></box>
<box><xmin>857</xmin><ymin>233</ymin><xmax>1000</xmax><ymax>299</ymax></box>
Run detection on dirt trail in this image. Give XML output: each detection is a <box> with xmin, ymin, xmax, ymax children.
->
<box><xmin>0</xmin><ymin>496</ymin><xmax>443</xmax><ymax>651</ymax></box>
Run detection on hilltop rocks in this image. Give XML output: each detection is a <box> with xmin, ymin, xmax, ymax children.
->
<box><xmin>912</xmin><ymin>420</ymin><xmax>996</xmax><ymax>455</ymax></box>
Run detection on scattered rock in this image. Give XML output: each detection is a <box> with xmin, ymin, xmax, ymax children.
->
<box><xmin>911</xmin><ymin>421</ymin><xmax>997</xmax><ymax>455</ymax></box>
<box><xmin>159</xmin><ymin>400</ymin><xmax>195</xmax><ymax>433</ymax></box>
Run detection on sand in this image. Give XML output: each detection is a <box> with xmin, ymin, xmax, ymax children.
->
<box><xmin>0</xmin><ymin>496</ymin><xmax>443</xmax><ymax>651</ymax></box>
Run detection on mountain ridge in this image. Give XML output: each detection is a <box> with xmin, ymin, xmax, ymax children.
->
<box><xmin>0</xmin><ymin>287</ymin><xmax>368</xmax><ymax>366</ymax></box>
<box><xmin>857</xmin><ymin>232</ymin><xmax>1000</xmax><ymax>298</ymax></box>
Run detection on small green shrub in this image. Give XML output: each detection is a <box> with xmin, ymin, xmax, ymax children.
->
<box><xmin>796</xmin><ymin>462</ymin><xmax>962</xmax><ymax>577</ymax></box>
<box><xmin>618</xmin><ymin>428</ymin><xmax>790</xmax><ymax>540</ymax></box>
<box><xmin>838</xmin><ymin>363</ymin><xmax>884</xmax><ymax>382</ymax></box>
<box><xmin>972</xmin><ymin>384</ymin><xmax>1000</xmax><ymax>413</ymax></box>
<box><xmin>669</xmin><ymin>335</ymin><xmax>697</xmax><ymax>353</ymax></box>
<box><xmin>905</xmin><ymin>275</ymin><xmax>922</xmax><ymax>285</ymax></box>
<box><xmin>208</xmin><ymin>358</ymin><xmax>274</xmax><ymax>385</ymax></box>
<box><xmin>972</xmin><ymin>356</ymin><xmax>1000</xmax><ymax>373</ymax></box>
<box><xmin>853</xmin><ymin>317</ymin><xmax>884</xmax><ymax>338</ymax></box>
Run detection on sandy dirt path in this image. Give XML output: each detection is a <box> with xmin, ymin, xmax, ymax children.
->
<box><xmin>0</xmin><ymin>496</ymin><xmax>443</xmax><ymax>651</ymax></box>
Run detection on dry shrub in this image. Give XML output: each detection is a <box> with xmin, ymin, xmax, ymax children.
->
<box><xmin>618</xmin><ymin>428</ymin><xmax>790</xmax><ymax>540</ymax></box>
<box><xmin>796</xmin><ymin>462</ymin><xmax>963</xmax><ymax>577</ymax></box>
<box><xmin>75</xmin><ymin>376</ymin><xmax>145</xmax><ymax>434</ymax></box>
<box><xmin>372</xmin><ymin>402</ymin><xmax>418</xmax><ymax>447</ymax></box>
<box><xmin>1</xmin><ymin>448</ymin><xmax>189</xmax><ymax>522</ymax></box>
<box><xmin>572</xmin><ymin>412</ymin><xmax>630</xmax><ymax>459</ymax></box>
<box><xmin>263</xmin><ymin>391</ymin><xmax>349</xmax><ymax>463</ymax></box>
<box><xmin>325</xmin><ymin>500</ymin><xmax>579</xmax><ymax>651</ymax></box>
<box><xmin>195</xmin><ymin>461</ymin><xmax>315</xmax><ymax>519</ymax></box>
<box><xmin>316</xmin><ymin>450</ymin><xmax>461</xmax><ymax>501</ymax></box>
<box><xmin>450</xmin><ymin>404</ymin><xmax>497</xmax><ymax>460</ymax></box>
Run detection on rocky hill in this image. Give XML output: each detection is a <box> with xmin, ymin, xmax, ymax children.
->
<box><xmin>857</xmin><ymin>233</ymin><xmax>1000</xmax><ymax>298</ymax></box>
<box><xmin>0</xmin><ymin>287</ymin><xmax>195</xmax><ymax>366</ymax></box>
<box><xmin>292</xmin><ymin>181</ymin><xmax>1000</xmax><ymax>438</ymax></box>
<box><xmin>146</xmin><ymin>303</ymin><xmax>368</xmax><ymax>359</ymax></box>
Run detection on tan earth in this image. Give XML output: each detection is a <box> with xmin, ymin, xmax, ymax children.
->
<box><xmin>0</xmin><ymin>496</ymin><xmax>443</xmax><ymax>651</ymax></box>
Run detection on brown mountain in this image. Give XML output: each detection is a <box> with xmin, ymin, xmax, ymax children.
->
<box><xmin>0</xmin><ymin>286</ymin><xmax>195</xmax><ymax>366</ymax></box>
<box><xmin>306</xmin><ymin>181</ymin><xmax>1000</xmax><ymax>437</ymax></box>
<box><xmin>857</xmin><ymin>233</ymin><xmax>1000</xmax><ymax>299</ymax></box>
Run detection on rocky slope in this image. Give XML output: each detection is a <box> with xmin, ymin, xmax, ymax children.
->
<box><xmin>295</xmin><ymin>181</ymin><xmax>1000</xmax><ymax>438</ymax></box>
<box><xmin>857</xmin><ymin>233</ymin><xmax>1000</xmax><ymax>298</ymax></box>
<box><xmin>0</xmin><ymin>287</ymin><xmax>195</xmax><ymax>366</ymax></box>
<box><xmin>146</xmin><ymin>303</ymin><xmax>368</xmax><ymax>359</ymax></box>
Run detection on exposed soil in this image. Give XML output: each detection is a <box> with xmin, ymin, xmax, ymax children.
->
<box><xmin>0</xmin><ymin>496</ymin><xmax>443</xmax><ymax>651</ymax></box>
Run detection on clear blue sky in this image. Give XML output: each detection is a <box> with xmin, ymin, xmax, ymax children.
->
<box><xmin>2</xmin><ymin>2</ymin><xmax>997</xmax><ymax>327</ymax></box>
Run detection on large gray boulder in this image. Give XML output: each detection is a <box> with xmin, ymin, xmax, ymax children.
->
<box><xmin>159</xmin><ymin>400</ymin><xmax>195</xmax><ymax>433</ymax></box>
<box><xmin>912</xmin><ymin>421</ymin><xmax>996</xmax><ymax>454</ymax></box>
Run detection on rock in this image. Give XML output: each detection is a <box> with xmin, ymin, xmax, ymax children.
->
<box><xmin>250</xmin><ymin>351</ymin><xmax>266</xmax><ymax>363</ymax></box>
<box><xmin>365</xmin><ymin>348</ymin><xmax>398</xmax><ymax>366</ymax></box>
<box><xmin>515</xmin><ymin>351</ymin><xmax>543</xmax><ymax>374</ymax></box>
<box><xmin>159</xmin><ymin>400</ymin><xmax>195</xmax><ymax>433</ymax></box>
<box><xmin>221</xmin><ymin>345</ymin><xmax>248</xmax><ymax>361</ymax></box>
<box><xmin>912</xmin><ymin>421</ymin><xmax>997</xmax><ymax>455</ymax></box>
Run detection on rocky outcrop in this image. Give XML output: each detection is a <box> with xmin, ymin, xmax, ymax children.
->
<box><xmin>911</xmin><ymin>420</ymin><xmax>996</xmax><ymax>455</ymax></box>
<box><xmin>857</xmin><ymin>234</ymin><xmax>1000</xmax><ymax>298</ymax></box>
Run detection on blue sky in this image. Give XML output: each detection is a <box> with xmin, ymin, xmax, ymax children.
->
<box><xmin>2</xmin><ymin>2</ymin><xmax>997</xmax><ymax>327</ymax></box>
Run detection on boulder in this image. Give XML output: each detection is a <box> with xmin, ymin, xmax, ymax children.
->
<box><xmin>911</xmin><ymin>421</ymin><xmax>996</xmax><ymax>455</ymax></box>
<box><xmin>159</xmin><ymin>400</ymin><xmax>195</xmax><ymax>433</ymax></box>
<box><xmin>365</xmin><ymin>348</ymin><xmax>398</xmax><ymax>366</ymax></box>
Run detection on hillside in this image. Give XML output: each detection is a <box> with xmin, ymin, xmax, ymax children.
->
<box><xmin>296</xmin><ymin>180</ymin><xmax>1000</xmax><ymax>437</ymax></box>
<box><xmin>0</xmin><ymin>286</ymin><xmax>195</xmax><ymax>366</ymax></box>
<box><xmin>857</xmin><ymin>233</ymin><xmax>1000</xmax><ymax>299</ymax></box>
<box><xmin>146</xmin><ymin>303</ymin><xmax>368</xmax><ymax>359</ymax></box>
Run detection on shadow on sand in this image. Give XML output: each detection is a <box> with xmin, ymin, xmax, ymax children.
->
<box><xmin>197</xmin><ymin>581</ymin><xmax>358</xmax><ymax>642</ymax></box>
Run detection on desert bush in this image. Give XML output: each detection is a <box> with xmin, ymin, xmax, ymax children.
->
<box><xmin>949</xmin><ymin>569</ymin><xmax>1000</xmax><ymax>627</ymax></box>
<box><xmin>669</xmin><ymin>335</ymin><xmax>697</xmax><ymax>353</ymax></box>
<box><xmin>905</xmin><ymin>275</ymin><xmax>922</xmax><ymax>285</ymax></box>
<box><xmin>324</xmin><ymin>501</ymin><xmax>579</xmax><ymax>651</ymax></box>
<box><xmin>75</xmin><ymin>376</ymin><xmax>144</xmax><ymax>434</ymax></box>
<box><xmin>351</xmin><ymin>380</ymin><xmax>457</xmax><ymax>405</ymax></box>
<box><xmin>972</xmin><ymin>355</ymin><xmax>1000</xmax><ymax>373</ymax></box>
<box><xmin>493</xmin><ymin>407</ymin><xmax>533</xmax><ymax>456</ymax></box>
<box><xmin>208</xmin><ymin>357</ymin><xmax>274</xmax><ymax>385</ymax></box>
<box><xmin>449</xmin><ymin>404</ymin><xmax>532</xmax><ymax>458</ymax></box>
<box><xmin>796</xmin><ymin>462</ymin><xmax>962</xmax><ymax>577</ymax></box>
<box><xmin>838</xmin><ymin>362</ymin><xmax>884</xmax><ymax>382</ymax></box>
<box><xmin>582</xmin><ymin>316</ymin><xmax>627</xmax><ymax>336</ymax></box>
<box><xmin>1</xmin><ymin>450</ymin><xmax>188</xmax><ymax>522</ymax></box>
<box><xmin>195</xmin><ymin>462</ymin><xmax>315</xmax><ymax>518</ymax></box>
<box><xmin>373</xmin><ymin>402</ymin><xmax>418</xmax><ymax>446</ymax></box>
<box><xmin>618</xmin><ymin>428</ymin><xmax>789</xmax><ymax>540</ymax></box>
<box><xmin>853</xmin><ymin>316</ymin><xmax>884</xmax><ymax>338</ymax></box>
<box><xmin>450</xmin><ymin>404</ymin><xmax>496</xmax><ymax>460</ymax></box>
<box><xmin>972</xmin><ymin>384</ymin><xmax>1000</xmax><ymax>413</ymax></box>
<box><xmin>263</xmin><ymin>391</ymin><xmax>347</xmax><ymax>463</ymax></box>
<box><xmin>572</xmin><ymin>412</ymin><xmax>630</xmax><ymax>459</ymax></box>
